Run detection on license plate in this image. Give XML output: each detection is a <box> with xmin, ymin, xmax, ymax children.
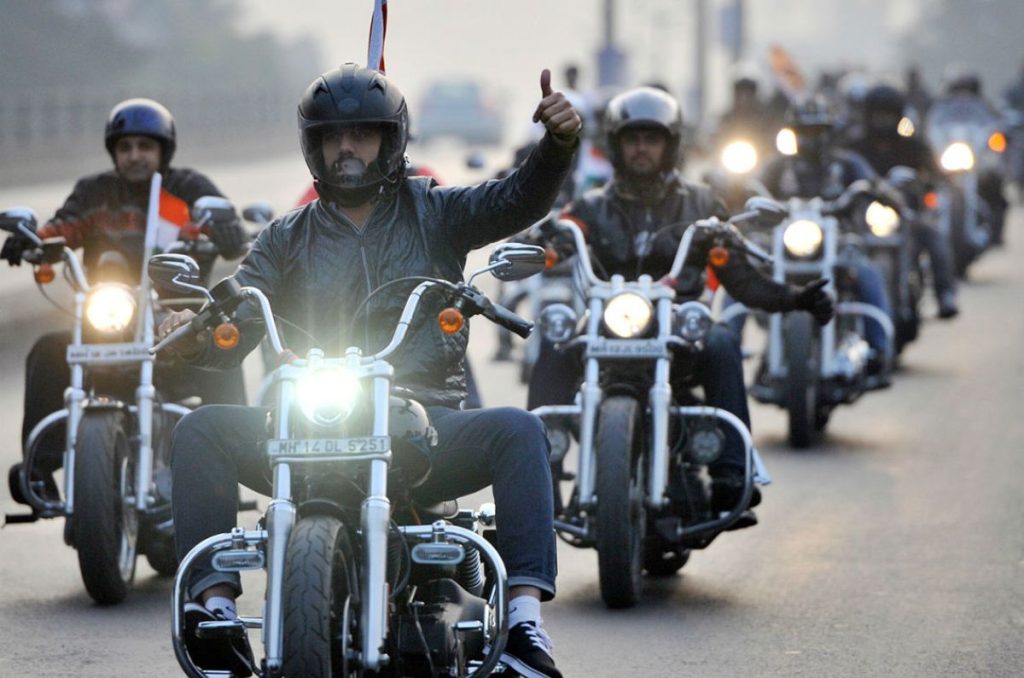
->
<box><xmin>266</xmin><ymin>436</ymin><xmax>390</xmax><ymax>457</ymax></box>
<box><xmin>66</xmin><ymin>342</ymin><xmax>151</xmax><ymax>365</ymax></box>
<box><xmin>586</xmin><ymin>338</ymin><xmax>667</xmax><ymax>359</ymax></box>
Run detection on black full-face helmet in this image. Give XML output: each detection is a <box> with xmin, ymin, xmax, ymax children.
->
<box><xmin>864</xmin><ymin>84</ymin><xmax>907</xmax><ymax>136</ymax></box>
<box><xmin>604</xmin><ymin>87</ymin><xmax>684</xmax><ymax>173</ymax></box>
<box><xmin>786</xmin><ymin>95</ymin><xmax>835</xmax><ymax>158</ymax></box>
<box><xmin>104</xmin><ymin>98</ymin><xmax>176</xmax><ymax>166</ymax></box>
<box><xmin>298</xmin><ymin>63</ymin><xmax>409</xmax><ymax>203</ymax></box>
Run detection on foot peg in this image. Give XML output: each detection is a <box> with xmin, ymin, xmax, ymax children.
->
<box><xmin>195</xmin><ymin>619</ymin><xmax>247</xmax><ymax>640</ymax></box>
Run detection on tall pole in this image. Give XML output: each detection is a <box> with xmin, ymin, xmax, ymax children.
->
<box><xmin>597</xmin><ymin>0</ymin><xmax>627</xmax><ymax>87</ymax></box>
<box><xmin>693</xmin><ymin>0</ymin><xmax>707</xmax><ymax>125</ymax></box>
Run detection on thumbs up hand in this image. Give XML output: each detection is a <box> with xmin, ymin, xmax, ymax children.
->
<box><xmin>532</xmin><ymin>68</ymin><xmax>582</xmax><ymax>144</ymax></box>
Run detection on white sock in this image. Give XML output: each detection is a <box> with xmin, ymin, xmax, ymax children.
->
<box><xmin>508</xmin><ymin>595</ymin><xmax>542</xmax><ymax>627</ymax></box>
<box><xmin>204</xmin><ymin>596</ymin><xmax>238</xmax><ymax>620</ymax></box>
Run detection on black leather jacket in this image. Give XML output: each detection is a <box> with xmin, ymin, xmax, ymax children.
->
<box><xmin>565</xmin><ymin>174</ymin><xmax>798</xmax><ymax>312</ymax></box>
<box><xmin>38</xmin><ymin>168</ymin><xmax>243</xmax><ymax>281</ymax></box>
<box><xmin>761</xmin><ymin>148</ymin><xmax>877</xmax><ymax>201</ymax></box>
<box><xmin>192</xmin><ymin>134</ymin><xmax>575</xmax><ymax>406</ymax></box>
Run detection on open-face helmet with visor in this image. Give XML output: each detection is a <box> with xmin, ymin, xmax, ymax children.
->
<box><xmin>298</xmin><ymin>63</ymin><xmax>409</xmax><ymax>204</ymax></box>
<box><xmin>604</xmin><ymin>87</ymin><xmax>684</xmax><ymax>173</ymax></box>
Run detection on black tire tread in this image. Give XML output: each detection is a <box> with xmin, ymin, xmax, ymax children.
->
<box><xmin>595</xmin><ymin>396</ymin><xmax>643</xmax><ymax>609</ymax></box>
<box><xmin>74</xmin><ymin>411</ymin><xmax>133</xmax><ymax>605</ymax></box>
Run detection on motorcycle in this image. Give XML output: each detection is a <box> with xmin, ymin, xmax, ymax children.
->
<box><xmin>702</xmin><ymin>136</ymin><xmax>774</xmax><ymax>215</ymax></box>
<box><xmin>492</xmin><ymin>214</ymin><xmax>579</xmax><ymax>384</ymax></box>
<box><xmin>529</xmin><ymin>199</ymin><xmax>779</xmax><ymax>609</ymax></box>
<box><xmin>154</xmin><ymin>243</ymin><xmax>547</xmax><ymax>677</ymax></box>
<box><xmin>1</xmin><ymin>175</ymin><xmax>227</xmax><ymax>604</ymax></box>
<box><xmin>734</xmin><ymin>182</ymin><xmax>896</xmax><ymax>448</ymax></box>
<box><xmin>926</xmin><ymin>96</ymin><xmax>1008</xmax><ymax>274</ymax></box>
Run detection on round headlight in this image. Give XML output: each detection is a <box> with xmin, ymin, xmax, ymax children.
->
<box><xmin>783</xmin><ymin>219</ymin><xmax>824</xmax><ymax>257</ymax></box>
<box><xmin>776</xmin><ymin>128</ymin><xmax>798</xmax><ymax>156</ymax></box>
<box><xmin>686</xmin><ymin>423</ymin><xmax>725</xmax><ymax>465</ymax></box>
<box><xmin>897</xmin><ymin>116</ymin><xmax>915</xmax><ymax>138</ymax></box>
<box><xmin>603</xmin><ymin>293</ymin><xmax>653</xmax><ymax>338</ymax></box>
<box><xmin>85</xmin><ymin>285</ymin><xmax>136</xmax><ymax>333</ymax></box>
<box><xmin>538</xmin><ymin>303</ymin><xmax>578</xmax><ymax>343</ymax></box>
<box><xmin>865</xmin><ymin>201</ymin><xmax>901</xmax><ymax>237</ymax></box>
<box><xmin>720</xmin><ymin>140</ymin><xmax>758</xmax><ymax>174</ymax></box>
<box><xmin>940</xmin><ymin>142</ymin><xmax>975</xmax><ymax>172</ymax></box>
<box><xmin>673</xmin><ymin>301</ymin><xmax>712</xmax><ymax>344</ymax></box>
<box><xmin>297</xmin><ymin>368</ymin><xmax>362</xmax><ymax>427</ymax></box>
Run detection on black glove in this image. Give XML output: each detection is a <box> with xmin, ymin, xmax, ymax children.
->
<box><xmin>205</xmin><ymin>217</ymin><xmax>248</xmax><ymax>258</ymax></box>
<box><xmin>792</xmin><ymin>278</ymin><xmax>834</xmax><ymax>326</ymax></box>
<box><xmin>0</xmin><ymin>234</ymin><xmax>30</xmax><ymax>266</ymax></box>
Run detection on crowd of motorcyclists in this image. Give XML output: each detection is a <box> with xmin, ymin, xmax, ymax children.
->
<box><xmin>2</xmin><ymin>46</ymin><xmax>1023</xmax><ymax>677</ymax></box>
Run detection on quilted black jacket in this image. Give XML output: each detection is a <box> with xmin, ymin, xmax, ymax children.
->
<box><xmin>192</xmin><ymin>133</ymin><xmax>575</xmax><ymax>406</ymax></box>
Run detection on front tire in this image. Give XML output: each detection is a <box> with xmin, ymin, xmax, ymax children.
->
<box><xmin>784</xmin><ymin>312</ymin><xmax>821</xmax><ymax>448</ymax></box>
<box><xmin>595</xmin><ymin>396</ymin><xmax>646</xmax><ymax>608</ymax></box>
<box><xmin>74</xmin><ymin>411</ymin><xmax>137</xmax><ymax>605</ymax></box>
<box><xmin>282</xmin><ymin>515</ymin><xmax>359</xmax><ymax>677</ymax></box>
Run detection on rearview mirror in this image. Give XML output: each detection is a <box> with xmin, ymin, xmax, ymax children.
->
<box><xmin>191</xmin><ymin>196</ymin><xmax>237</xmax><ymax>226</ymax></box>
<box><xmin>885</xmin><ymin>165</ymin><xmax>918</xmax><ymax>188</ymax></box>
<box><xmin>242</xmin><ymin>202</ymin><xmax>274</xmax><ymax>226</ymax></box>
<box><xmin>0</xmin><ymin>207</ymin><xmax>40</xmax><ymax>239</ymax></box>
<box><xmin>488</xmin><ymin>243</ymin><xmax>547</xmax><ymax>281</ymax></box>
<box><xmin>148</xmin><ymin>253</ymin><xmax>210</xmax><ymax>300</ymax></box>
<box><xmin>741</xmin><ymin>196</ymin><xmax>788</xmax><ymax>227</ymax></box>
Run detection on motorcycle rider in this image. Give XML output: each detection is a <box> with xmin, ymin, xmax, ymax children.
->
<box><xmin>939</xmin><ymin>71</ymin><xmax>1010</xmax><ymax>244</ymax></box>
<box><xmin>1</xmin><ymin>98</ymin><xmax>249</xmax><ymax>511</ymax></box>
<box><xmin>158</xmin><ymin>64</ymin><xmax>580</xmax><ymax>678</ymax></box>
<box><xmin>761</xmin><ymin>96</ymin><xmax>893</xmax><ymax>375</ymax></box>
<box><xmin>844</xmin><ymin>83</ymin><xmax>960</xmax><ymax>318</ymax></box>
<box><xmin>716</xmin><ymin>75</ymin><xmax>779</xmax><ymax>159</ymax></box>
<box><xmin>527</xmin><ymin>87</ymin><xmax>834</xmax><ymax>524</ymax></box>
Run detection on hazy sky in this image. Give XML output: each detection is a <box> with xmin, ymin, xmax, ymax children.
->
<box><xmin>237</xmin><ymin>0</ymin><xmax>924</xmax><ymax>141</ymax></box>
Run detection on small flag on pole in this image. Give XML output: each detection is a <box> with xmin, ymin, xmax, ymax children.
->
<box><xmin>367</xmin><ymin>0</ymin><xmax>388</xmax><ymax>73</ymax></box>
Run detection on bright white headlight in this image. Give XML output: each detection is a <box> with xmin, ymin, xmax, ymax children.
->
<box><xmin>297</xmin><ymin>368</ymin><xmax>362</xmax><ymax>427</ymax></box>
<box><xmin>85</xmin><ymin>285</ymin><xmax>136</xmax><ymax>333</ymax></box>
<box><xmin>776</xmin><ymin>128</ymin><xmax>798</xmax><ymax>156</ymax></box>
<box><xmin>720</xmin><ymin>140</ymin><xmax>759</xmax><ymax>174</ymax></box>
<box><xmin>603</xmin><ymin>293</ymin><xmax>653</xmax><ymax>338</ymax></box>
<box><xmin>897</xmin><ymin>117</ymin><xmax>915</xmax><ymax>138</ymax></box>
<box><xmin>940</xmin><ymin>142</ymin><xmax>975</xmax><ymax>172</ymax></box>
<box><xmin>783</xmin><ymin>219</ymin><xmax>824</xmax><ymax>258</ymax></box>
<box><xmin>865</xmin><ymin>201</ymin><xmax>901</xmax><ymax>237</ymax></box>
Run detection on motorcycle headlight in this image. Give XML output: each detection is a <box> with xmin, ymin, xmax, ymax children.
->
<box><xmin>865</xmin><ymin>201</ymin><xmax>901</xmax><ymax>237</ymax></box>
<box><xmin>783</xmin><ymin>219</ymin><xmax>824</xmax><ymax>258</ymax></box>
<box><xmin>85</xmin><ymin>285</ymin><xmax>136</xmax><ymax>333</ymax></box>
<box><xmin>940</xmin><ymin>142</ymin><xmax>975</xmax><ymax>171</ymax></box>
<box><xmin>296</xmin><ymin>368</ymin><xmax>362</xmax><ymax>428</ymax></box>
<box><xmin>776</xmin><ymin>128</ymin><xmax>798</xmax><ymax>156</ymax></box>
<box><xmin>672</xmin><ymin>301</ymin><xmax>712</xmax><ymax>344</ymax></box>
<box><xmin>538</xmin><ymin>303</ymin><xmax>578</xmax><ymax>343</ymax></box>
<box><xmin>602</xmin><ymin>293</ymin><xmax>653</xmax><ymax>338</ymax></box>
<box><xmin>720</xmin><ymin>140</ymin><xmax>758</xmax><ymax>174</ymax></box>
<box><xmin>897</xmin><ymin>117</ymin><xmax>915</xmax><ymax>138</ymax></box>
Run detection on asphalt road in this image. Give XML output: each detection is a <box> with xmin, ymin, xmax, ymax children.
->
<box><xmin>0</xmin><ymin>152</ymin><xmax>1021</xmax><ymax>677</ymax></box>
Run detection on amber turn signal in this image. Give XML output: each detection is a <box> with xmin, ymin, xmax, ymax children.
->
<box><xmin>708</xmin><ymin>246</ymin><xmax>730</xmax><ymax>267</ymax></box>
<box><xmin>438</xmin><ymin>307</ymin><xmax>465</xmax><ymax>335</ymax></box>
<box><xmin>213</xmin><ymin>322</ymin><xmax>240</xmax><ymax>349</ymax></box>
<box><xmin>988</xmin><ymin>132</ymin><xmax>1007</xmax><ymax>153</ymax></box>
<box><xmin>923</xmin><ymin>192</ymin><xmax>939</xmax><ymax>209</ymax></box>
<box><xmin>545</xmin><ymin>246</ymin><xmax>559</xmax><ymax>269</ymax></box>
<box><xmin>34</xmin><ymin>263</ymin><xmax>55</xmax><ymax>284</ymax></box>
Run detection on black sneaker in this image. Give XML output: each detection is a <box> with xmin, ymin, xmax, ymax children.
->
<box><xmin>499</xmin><ymin>621</ymin><xmax>562</xmax><ymax>678</ymax></box>
<box><xmin>183</xmin><ymin>601</ymin><xmax>256</xmax><ymax>677</ymax></box>
<box><xmin>937</xmin><ymin>291</ymin><xmax>959</xmax><ymax>319</ymax></box>
<box><xmin>710</xmin><ymin>473</ymin><xmax>761</xmax><ymax>531</ymax></box>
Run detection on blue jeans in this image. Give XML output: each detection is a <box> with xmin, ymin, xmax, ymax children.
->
<box><xmin>172</xmin><ymin>404</ymin><xmax>557</xmax><ymax>601</ymax></box>
<box><xmin>853</xmin><ymin>261</ymin><xmax>892</xmax><ymax>354</ymax></box>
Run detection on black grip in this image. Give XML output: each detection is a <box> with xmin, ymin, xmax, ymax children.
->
<box><xmin>485</xmin><ymin>302</ymin><xmax>533</xmax><ymax>339</ymax></box>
